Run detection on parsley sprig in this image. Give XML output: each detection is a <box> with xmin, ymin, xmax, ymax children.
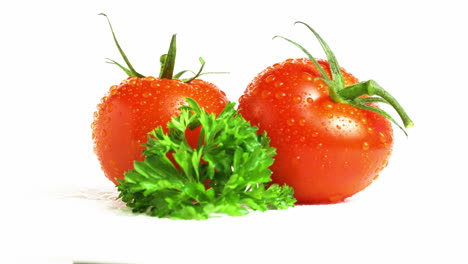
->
<box><xmin>117</xmin><ymin>98</ymin><xmax>296</xmax><ymax>219</ymax></box>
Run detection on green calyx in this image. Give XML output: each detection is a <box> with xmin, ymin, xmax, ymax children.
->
<box><xmin>274</xmin><ymin>21</ymin><xmax>414</xmax><ymax>135</ymax></box>
<box><xmin>99</xmin><ymin>13</ymin><xmax>221</xmax><ymax>83</ymax></box>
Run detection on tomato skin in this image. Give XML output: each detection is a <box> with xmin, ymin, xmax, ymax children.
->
<box><xmin>238</xmin><ymin>58</ymin><xmax>393</xmax><ymax>204</ymax></box>
<box><xmin>92</xmin><ymin>76</ymin><xmax>228</xmax><ymax>184</ymax></box>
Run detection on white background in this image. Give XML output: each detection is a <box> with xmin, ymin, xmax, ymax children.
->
<box><xmin>1</xmin><ymin>0</ymin><xmax>467</xmax><ymax>263</ymax></box>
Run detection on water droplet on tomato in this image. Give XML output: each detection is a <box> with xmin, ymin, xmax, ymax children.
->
<box><xmin>274</xmin><ymin>81</ymin><xmax>284</xmax><ymax>88</ymax></box>
<box><xmin>142</xmin><ymin>92</ymin><xmax>152</xmax><ymax>98</ymax></box>
<box><xmin>287</xmin><ymin>119</ymin><xmax>295</xmax><ymax>126</ymax></box>
<box><xmin>128</xmin><ymin>79</ymin><xmax>137</xmax><ymax>86</ymax></box>
<box><xmin>362</xmin><ymin>142</ymin><xmax>370</xmax><ymax>151</ymax></box>
<box><xmin>265</xmin><ymin>75</ymin><xmax>276</xmax><ymax>83</ymax></box>
<box><xmin>106</xmin><ymin>104</ymin><xmax>113</xmax><ymax>113</ymax></box>
<box><xmin>327</xmin><ymin>113</ymin><xmax>333</xmax><ymax>118</ymax></box>
<box><xmin>298</xmin><ymin>119</ymin><xmax>306</xmax><ymax>126</ymax></box>
<box><xmin>275</xmin><ymin>92</ymin><xmax>286</xmax><ymax>99</ymax></box>
<box><xmin>336</xmin><ymin>124</ymin><xmax>342</xmax><ymax>130</ymax></box>
<box><xmin>261</xmin><ymin>90</ymin><xmax>271</xmax><ymax>98</ymax></box>
<box><xmin>312</xmin><ymin>131</ymin><xmax>319</xmax><ymax>137</ymax></box>
<box><xmin>145</xmin><ymin>76</ymin><xmax>156</xmax><ymax>82</ymax></box>
<box><xmin>299</xmin><ymin>136</ymin><xmax>306</xmax><ymax>142</ymax></box>
<box><xmin>141</xmin><ymin>100</ymin><xmax>147</xmax><ymax>105</ymax></box>
<box><xmin>293</xmin><ymin>96</ymin><xmax>302</xmax><ymax>103</ymax></box>
<box><xmin>101</xmin><ymin>129</ymin><xmax>107</xmax><ymax>137</ymax></box>
<box><xmin>306</xmin><ymin>97</ymin><xmax>314</xmax><ymax>104</ymax></box>
<box><xmin>150</xmin><ymin>82</ymin><xmax>160</xmax><ymax>88</ymax></box>
<box><xmin>367</xmin><ymin>127</ymin><xmax>374</xmax><ymax>134</ymax></box>
<box><xmin>109</xmin><ymin>85</ymin><xmax>118</xmax><ymax>96</ymax></box>
<box><xmin>302</xmin><ymin>72</ymin><xmax>313</xmax><ymax>81</ymax></box>
<box><xmin>379</xmin><ymin>132</ymin><xmax>387</xmax><ymax>143</ymax></box>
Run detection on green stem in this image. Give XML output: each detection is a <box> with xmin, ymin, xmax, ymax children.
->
<box><xmin>99</xmin><ymin>13</ymin><xmax>144</xmax><ymax>78</ymax></box>
<box><xmin>159</xmin><ymin>34</ymin><xmax>177</xmax><ymax>79</ymax></box>
<box><xmin>339</xmin><ymin>80</ymin><xmax>414</xmax><ymax>129</ymax></box>
<box><xmin>183</xmin><ymin>57</ymin><xmax>206</xmax><ymax>83</ymax></box>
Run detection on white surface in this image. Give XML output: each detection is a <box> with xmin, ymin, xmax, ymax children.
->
<box><xmin>1</xmin><ymin>0</ymin><xmax>467</xmax><ymax>263</ymax></box>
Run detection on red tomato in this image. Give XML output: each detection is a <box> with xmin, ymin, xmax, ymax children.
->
<box><xmin>238</xmin><ymin>58</ymin><xmax>394</xmax><ymax>204</ymax></box>
<box><xmin>92</xmin><ymin>76</ymin><xmax>228</xmax><ymax>184</ymax></box>
<box><xmin>93</xmin><ymin>14</ymin><xmax>228</xmax><ymax>184</ymax></box>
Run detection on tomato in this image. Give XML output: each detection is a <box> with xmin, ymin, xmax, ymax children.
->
<box><xmin>239</xmin><ymin>59</ymin><xmax>393</xmax><ymax>203</ymax></box>
<box><xmin>92</xmin><ymin>14</ymin><xmax>228</xmax><ymax>184</ymax></box>
<box><xmin>92</xmin><ymin>77</ymin><xmax>227</xmax><ymax>184</ymax></box>
<box><xmin>238</xmin><ymin>23</ymin><xmax>413</xmax><ymax>204</ymax></box>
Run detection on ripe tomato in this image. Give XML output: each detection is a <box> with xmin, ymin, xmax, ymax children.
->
<box><xmin>93</xmin><ymin>77</ymin><xmax>227</xmax><ymax>184</ymax></box>
<box><xmin>92</xmin><ymin>14</ymin><xmax>228</xmax><ymax>184</ymax></box>
<box><xmin>238</xmin><ymin>23</ymin><xmax>412</xmax><ymax>204</ymax></box>
<box><xmin>239</xmin><ymin>59</ymin><xmax>393</xmax><ymax>203</ymax></box>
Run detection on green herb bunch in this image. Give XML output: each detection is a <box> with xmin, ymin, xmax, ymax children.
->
<box><xmin>117</xmin><ymin>98</ymin><xmax>296</xmax><ymax>220</ymax></box>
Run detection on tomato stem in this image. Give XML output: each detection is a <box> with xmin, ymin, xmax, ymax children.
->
<box><xmin>276</xmin><ymin>22</ymin><xmax>414</xmax><ymax>134</ymax></box>
<box><xmin>100</xmin><ymin>13</ymin><xmax>145</xmax><ymax>78</ymax></box>
<box><xmin>159</xmin><ymin>34</ymin><xmax>177</xmax><ymax>79</ymax></box>
<box><xmin>339</xmin><ymin>80</ymin><xmax>414</xmax><ymax>129</ymax></box>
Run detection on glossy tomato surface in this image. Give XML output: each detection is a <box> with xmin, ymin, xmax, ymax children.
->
<box><xmin>238</xmin><ymin>58</ymin><xmax>393</xmax><ymax>204</ymax></box>
<box><xmin>92</xmin><ymin>76</ymin><xmax>228</xmax><ymax>184</ymax></box>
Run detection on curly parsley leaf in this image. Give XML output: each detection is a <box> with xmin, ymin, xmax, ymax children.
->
<box><xmin>116</xmin><ymin>98</ymin><xmax>296</xmax><ymax>220</ymax></box>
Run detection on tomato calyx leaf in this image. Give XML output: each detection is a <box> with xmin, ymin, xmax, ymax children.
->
<box><xmin>100</xmin><ymin>13</ymin><xmax>225</xmax><ymax>83</ymax></box>
<box><xmin>116</xmin><ymin>98</ymin><xmax>296</xmax><ymax>220</ymax></box>
<box><xmin>99</xmin><ymin>13</ymin><xmax>145</xmax><ymax>78</ymax></box>
<box><xmin>275</xmin><ymin>22</ymin><xmax>414</xmax><ymax>134</ymax></box>
<box><xmin>159</xmin><ymin>34</ymin><xmax>177</xmax><ymax>79</ymax></box>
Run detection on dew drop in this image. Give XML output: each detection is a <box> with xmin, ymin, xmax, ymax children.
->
<box><xmin>362</xmin><ymin>142</ymin><xmax>370</xmax><ymax>151</ymax></box>
<box><xmin>312</xmin><ymin>131</ymin><xmax>319</xmax><ymax>137</ymax></box>
<box><xmin>298</xmin><ymin>119</ymin><xmax>306</xmax><ymax>126</ymax></box>
<box><xmin>336</xmin><ymin>124</ymin><xmax>342</xmax><ymax>130</ymax></box>
<box><xmin>287</xmin><ymin>119</ymin><xmax>295</xmax><ymax>126</ymax></box>
<box><xmin>142</xmin><ymin>92</ymin><xmax>152</xmax><ymax>98</ymax></box>
<box><xmin>145</xmin><ymin>76</ymin><xmax>156</xmax><ymax>82</ymax></box>
<box><xmin>306</xmin><ymin>97</ymin><xmax>314</xmax><ymax>104</ymax></box>
<box><xmin>150</xmin><ymin>82</ymin><xmax>161</xmax><ymax>88</ymax></box>
<box><xmin>101</xmin><ymin>129</ymin><xmax>107</xmax><ymax>137</ymax></box>
<box><xmin>274</xmin><ymin>81</ymin><xmax>284</xmax><ymax>88</ymax></box>
<box><xmin>265</xmin><ymin>75</ymin><xmax>276</xmax><ymax>83</ymax></box>
<box><xmin>299</xmin><ymin>136</ymin><xmax>306</xmax><ymax>143</ymax></box>
<box><xmin>378</xmin><ymin>132</ymin><xmax>386</xmax><ymax>142</ymax></box>
<box><xmin>302</xmin><ymin>72</ymin><xmax>313</xmax><ymax>81</ymax></box>
<box><xmin>261</xmin><ymin>90</ymin><xmax>271</xmax><ymax>98</ymax></box>
<box><xmin>128</xmin><ymin>79</ymin><xmax>137</xmax><ymax>86</ymax></box>
<box><xmin>107</xmin><ymin>104</ymin><xmax>113</xmax><ymax>113</ymax></box>
<box><xmin>327</xmin><ymin>113</ymin><xmax>333</xmax><ymax>118</ymax></box>
<box><xmin>293</xmin><ymin>96</ymin><xmax>302</xmax><ymax>103</ymax></box>
<box><xmin>275</xmin><ymin>92</ymin><xmax>286</xmax><ymax>99</ymax></box>
<box><xmin>367</xmin><ymin>127</ymin><xmax>374</xmax><ymax>134</ymax></box>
